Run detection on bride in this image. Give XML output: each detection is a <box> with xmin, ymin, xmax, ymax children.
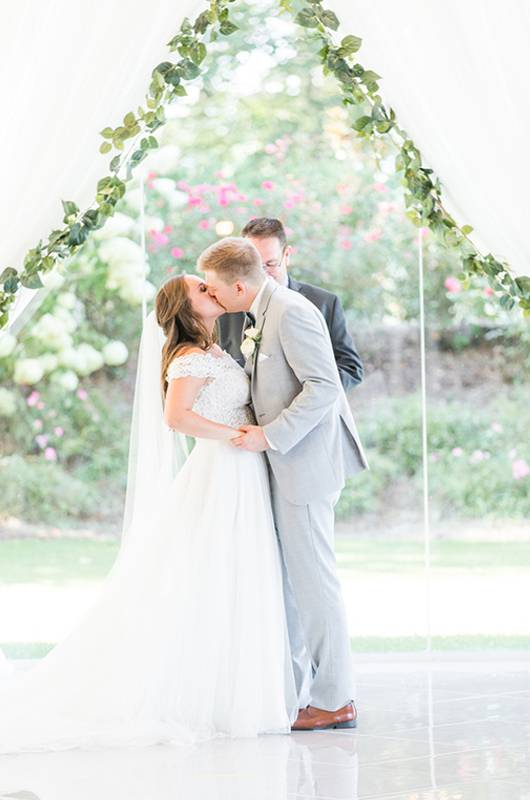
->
<box><xmin>0</xmin><ymin>272</ymin><xmax>298</xmax><ymax>753</ymax></box>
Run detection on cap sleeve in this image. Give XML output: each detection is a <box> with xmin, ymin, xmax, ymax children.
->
<box><xmin>166</xmin><ymin>353</ymin><xmax>215</xmax><ymax>382</ymax></box>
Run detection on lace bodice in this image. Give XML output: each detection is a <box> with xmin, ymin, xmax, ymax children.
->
<box><xmin>166</xmin><ymin>350</ymin><xmax>255</xmax><ymax>428</ymax></box>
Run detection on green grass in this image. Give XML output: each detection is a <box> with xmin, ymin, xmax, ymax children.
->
<box><xmin>0</xmin><ymin>538</ymin><xmax>119</xmax><ymax>585</ymax></box>
<box><xmin>4</xmin><ymin>636</ymin><xmax>530</xmax><ymax>660</ymax></box>
<box><xmin>2</xmin><ymin>537</ymin><xmax>530</xmax><ymax>659</ymax></box>
<box><xmin>1</xmin><ymin>537</ymin><xmax>530</xmax><ymax>587</ymax></box>
<box><xmin>336</xmin><ymin>538</ymin><xmax>530</xmax><ymax>573</ymax></box>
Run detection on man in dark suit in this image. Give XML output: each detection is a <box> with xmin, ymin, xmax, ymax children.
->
<box><xmin>217</xmin><ymin>217</ymin><xmax>364</xmax><ymax>392</ymax></box>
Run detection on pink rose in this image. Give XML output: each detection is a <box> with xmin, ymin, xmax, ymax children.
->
<box><xmin>262</xmin><ymin>180</ymin><xmax>274</xmax><ymax>190</ymax></box>
<box><xmin>150</xmin><ymin>231</ymin><xmax>169</xmax><ymax>246</ymax></box>
<box><xmin>363</xmin><ymin>229</ymin><xmax>382</xmax><ymax>243</ymax></box>
<box><xmin>33</xmin><ymin>419</ymin><xmax>43</xmax><ymax>431</ymax></box>
<box><xmin>26</xmin><ymin>391</ymin><xmax>40</xmax><ymax>407</ymax></box>
<box><xmin>76</xmin><ymin>388</ymin><xmax>88</xmax><ymax>401</ymax></box>
<box><xmin>444</xmin><ymin>276</ymin><xmax>461</xmax><ymax>293</ymax></box>
<box><xmin>54</xmin><ymin>426</ymin><xmax>64</xmax><ymax>437</ymax></box>
<box><xmin>198</xmin><ymin>220</ymin><xmax>210</xmax><ymax>230</ymax></box>
<box><xmin>44</xmin><ymin>447</ymin><xmax>57</xmax><ymax>462</ymax></box>
<box><xmin>253</xmin><ymin>199</ymin><xmax>264</xmax><ymax>207</ymax></box>
<box><xmin>340</xmin><ymin>239</ymin><xmax>353</xmax><ymax>250</ymax></box>
<box><xmin>372</xmin><ymin>182</ymin><xmax>388</xmax><ymax>193</ymax></box>
<box><xmin>35</xmin><ymin>434</ymin><xmax>49</xmax><ymax>449</ymax></box>
<box><xmin>512</xmin><ymin>459</ymin><xmax>530</xmax><ymax>480</ymax></box>
<box><xmin>171</xmin><ymin>247</ymin><xmax>184</xmax><ymax>259</ymax></box>
<box><xmin>484</xmin><ymin>287</ymin><xmax>494</xmax><ymax>297</ymax></box>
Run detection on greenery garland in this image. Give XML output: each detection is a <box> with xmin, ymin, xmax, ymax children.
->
<box><xmin>0</xmin><ymin>0</ymin><xmax>529</xmax><ymax>330</ymax></box>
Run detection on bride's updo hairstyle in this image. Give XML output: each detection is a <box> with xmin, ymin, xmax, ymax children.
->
<box><xmin>155</xmin><ymin>274</ymin><xmax>216</xmax><ymax>396</ymax></box>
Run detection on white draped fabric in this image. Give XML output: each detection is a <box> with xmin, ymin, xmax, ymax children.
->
<box><xmin>1</xmin><ymin>0</ymin><xmax>528</xmax><ymax>328</ymax></box>
<box><xmin>334</xmin><ymin>0</ymin><xmax>530</xmax><ymax>278</ymax></box>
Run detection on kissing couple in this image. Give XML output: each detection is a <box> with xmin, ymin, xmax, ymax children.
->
<box><xmin>0</xmin><ymin>235</ymin><xmax>368</xmax><ymax>753</ymax></box>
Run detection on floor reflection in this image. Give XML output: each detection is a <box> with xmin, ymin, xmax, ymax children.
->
<box><xmin>1</xmin><ymin>659</ymin><xmax>530</xmax><ymax>799</ymax></box>
<box><xmin>0</xmin><ymin>734</ymin><xmax>358</xmax><ymax>800</ymax></box>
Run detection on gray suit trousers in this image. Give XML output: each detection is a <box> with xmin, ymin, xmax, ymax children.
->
<box><xmin>269</xmin><ymin>472</ymin><xmax>355</xmax><ymax>711</ymax></box>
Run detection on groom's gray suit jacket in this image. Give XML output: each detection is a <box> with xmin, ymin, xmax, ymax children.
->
<box><xmin>218</xmin><ymin>274</ymin><xmax>364</xmax><ymax>392</ymax></box>
<box><xmin>244</xmin><ymin>278</ymin><xmax>368</xmax><ymax>505</ymax></box>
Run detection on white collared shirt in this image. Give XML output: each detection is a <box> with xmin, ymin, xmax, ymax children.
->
<box><xmin>249</xmin><ymin>277</ymin><xmax>272</xmax><ymax>322</ymax></box>
<box><xmin>247</xmin><ymin>277</ymin><xmax>277</xmax><ymax>451</ymax></box>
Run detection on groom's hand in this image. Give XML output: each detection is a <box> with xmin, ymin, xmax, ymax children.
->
<box><xmin>231</xmin><ymin>425</ymin><xmax>269</xmax><ymax>452</ymax></box>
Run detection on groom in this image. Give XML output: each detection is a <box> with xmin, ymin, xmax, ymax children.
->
<box><xmin>199</xmin><ymin>237</ymin><xmax>368</xmax><ymax>731</ymax></box>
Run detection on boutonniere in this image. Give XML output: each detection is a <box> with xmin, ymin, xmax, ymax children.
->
<box><xmin>241</xmin><ymin>326</ymin><xmax>263</xmax><ymax>360</ymax></box>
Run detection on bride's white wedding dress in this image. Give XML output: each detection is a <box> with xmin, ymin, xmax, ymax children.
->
<box><xmin>0</xmin><ymin>345</ymin><xmax>298</xmax><ymax>753</ymax></box>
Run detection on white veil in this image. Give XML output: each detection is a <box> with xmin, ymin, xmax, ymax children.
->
<box><xmin>120</xmin><ymin>309</ymin><xmax>189</xmax><ymax>552</ymax></box>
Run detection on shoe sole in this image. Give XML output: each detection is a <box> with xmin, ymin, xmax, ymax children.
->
<box><xmin>291</xmin><ymin>719</ymin><xmax>357</xmax><ymax>731</ymax></box>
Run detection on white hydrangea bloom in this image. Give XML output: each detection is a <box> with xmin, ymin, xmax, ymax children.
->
<box><xmin>14</xmin><ymin>358</ymin><xmax>44</xmax><ymax>385</ymax></box>
<box><xmin>143</xmin><ymin>215</ymin><xmax>164</xmax><ymax>233</ymax></box>
<box><xmin>39</xmin><ymin>353</ymin><xmax>59</xmax><ymax>374</ymax></box>
<box><xmin>0</xmin><ymin>333</ymin><xmax>16</xmax><ymax>358</ymax></box>
<box><xmin>143</xmin><ymin>144</ymin><xmax>181</xmax><ymax>174</ymax></box>
<box><xmin>0</xmin><ymin>387</ymin><xmax>17</xmax><ymax>417</ymax></box>
<box><xmin>99</xmin><ymin>237</ymin><xmax>144</xmax><ymax>265</ymax></box>
<box><xmin>93</xmin><ymin>212</ymin><xmax>137</xmax><ymax>241</ymax></box>
<box><xmin>32</xmin><ymin>314</ymin><xmax>73</xmax><ymax>350</ymax></box>
<box><xmin>52</xmin><ymin>370</ymin><xmax>79</xmax><ymax>391</ymax></box>
<box><xmin>119</xmin><ymin>279</ymin><xmax>156</xmax><ymax>306</ymax></box>
<box><xmin>76</xmin><ymin>344</ymin><xmax>104</xmax><ymax>376</ymax></box>
<box><xmin>102</xmin><ymin>340</ymin><xmax>128</xmax><ymax>366</ymax></box>
<box><xmin>40</xmin><ymin>269</ymin><xmax>65</xmax><ymax>290</ymax></box>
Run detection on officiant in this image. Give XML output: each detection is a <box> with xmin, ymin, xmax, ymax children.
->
<box><xmin>216</xmin><ymin>217</ymin><xmax>364</xmax><ymax>393</ymax></box>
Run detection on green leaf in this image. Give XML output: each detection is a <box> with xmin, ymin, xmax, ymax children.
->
<box><xmin>339</xmin><ymin>35</ymin><xmax>362</xmax><ymax>54</ymax></box>
<box><xmin>61</xmin><ymin>200</ymin><xmax>79</xmax><ymax>218</ymax></box>
<box><xmin>362</xmin><ymin>70</ymin><xmax>382</xmax><ymax>83</ymax></box>
<box><xmin>189</xmin><ymin>41</ymin><xmax>207</xmax><ymax>65</ymax></box>
<box><xmin>172</xmin><ymin>84</ymin><xmax>188</xmax><ymax>97</ymax></box>
<box><xmin>3</xmin><ymin>276</ymin><xmax>19</xmax><ymax>293</ymax></box>
<box><xmin>153</xmin><ymin>61</ymin><xmax>173</xmax><ymax>76</ymax></box>
<box><xmin>21</xmin><ymin>272</ymin><xmax>44</xmax><ymax>289</ymax></box>
<box><xmin>99</xmin><ymin>141</ymin><xmax>112</xmax><ymax>154</ymax></box>
<box><xmin>352</xmin><ymin>115</ymin><xmax>372</xmax><ymax>132</ymax></box>
<box><xmin>219</xmin><ymin>20</ymin><xmax>239</xmax><ymax>35</ymax></box>
<box><xmin>318</xmin><ymin>9</ymin><xmax>339</xmax><ymax>30</ymax></box>
<box><xmin>123</xmin><ymin>112</ymin><xmax>136</xmax><ymax>128</ymax></box>
<box><xmin>0</xmin><ymin>267</ymin><xmax>18</xmax><ymax>283</ymax></box>
<box><xmin>100</xmin><ymin>127</ymin><xmax>114</xmax><ymax>139</ymax></box>
<box><xmin>295</xmin><ymin>8</ymin><xmax>319</xmax><ymax>27</ymax></box>
<box><xmin>461</xmin><ymin>224</ymin><xmax>474</xmax><ymax>235</ymax></box>
<box><xmin>179</xmin><ymin>59</ymin><xmax>201</xmax><ymax>80</ymax></box>
<box><xmin>193</xmin><ymin>10</ymin><xmax>212</xmax><ymax>34</ymax></box>
<box><xmin>515</xmin><ymin>276</ymin><xmax>530</xmax><ymax>294</ymax></box>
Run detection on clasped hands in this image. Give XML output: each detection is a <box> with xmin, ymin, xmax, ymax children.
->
<box><xmin>231</xmin><ymin>424</ymin><xmax>269</xmax><ymax>452</ymax></box>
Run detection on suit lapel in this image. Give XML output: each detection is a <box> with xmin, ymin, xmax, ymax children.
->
<box><xmin>244</xmin><ymin>279</ymin><xmax>278</xmax><ymax>380</ymax></box>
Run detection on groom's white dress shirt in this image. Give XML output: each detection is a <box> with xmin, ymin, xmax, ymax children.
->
<box><xmin>248</xmin><ymin>278</ymin><xmax>277</xmax><ymax>450</ymax></box>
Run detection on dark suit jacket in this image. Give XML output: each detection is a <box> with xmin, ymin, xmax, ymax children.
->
<box><xmin>216</xmin><ymin>274</ymin><xmax>363</xmax><ymax>392</ymax></box>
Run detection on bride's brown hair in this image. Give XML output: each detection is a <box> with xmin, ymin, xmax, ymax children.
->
<box><xmin>155</xmin><ymin>274</ymin><xmax>216</xmax><ymax>396</ymax></box>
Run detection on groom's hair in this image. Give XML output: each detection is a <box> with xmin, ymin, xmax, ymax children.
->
<box><xmin>197</xmin><ymin>236</ymin><xmax>264</xmax><ymax>285</ymax></box>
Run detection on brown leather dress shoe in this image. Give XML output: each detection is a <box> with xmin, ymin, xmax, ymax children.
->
<box><xmin>291</xmin><ymin>701</ymin><xmax>357</xmax><ymax>731</ymax></box>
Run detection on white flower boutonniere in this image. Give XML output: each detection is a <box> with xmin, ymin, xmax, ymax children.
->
<box><xmin>241</xmin><ymin>326</ymin><xmax>262</xmax><ymax>360</ymax></box>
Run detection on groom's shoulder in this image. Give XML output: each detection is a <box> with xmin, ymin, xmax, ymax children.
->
<box><xmin>272</xmin><ymin>283</ymin><xmax>319</xmax><ymax>316</ymax></box>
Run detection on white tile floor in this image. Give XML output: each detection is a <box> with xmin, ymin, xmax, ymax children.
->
<box><xmin>1</xmin><ymin>657</ymin><xmax>529</xmax><ymax>799</ymax></box>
